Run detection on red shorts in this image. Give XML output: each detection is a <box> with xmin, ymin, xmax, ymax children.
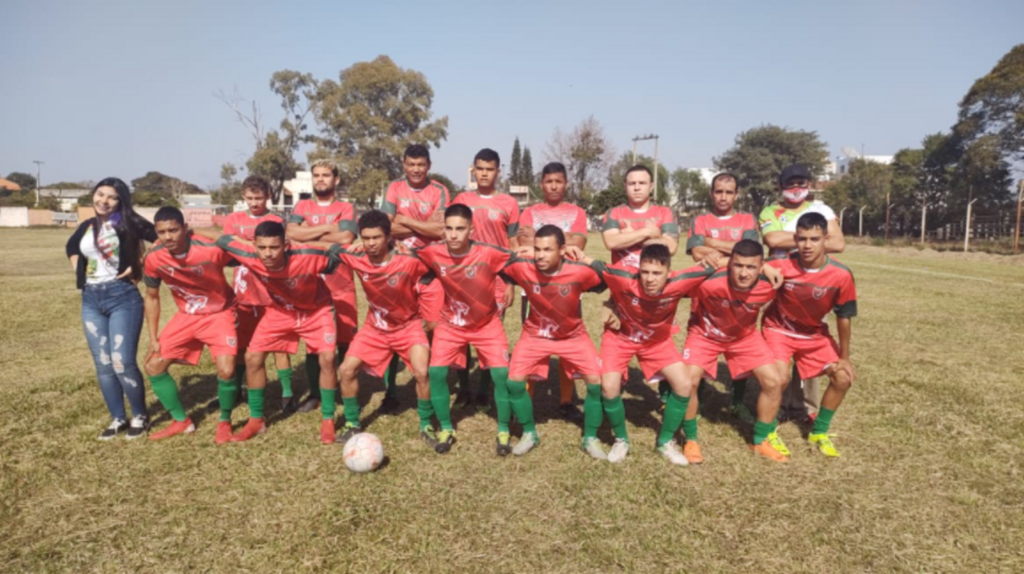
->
<box><xmin>430</xmin><ymin>316</ymin><xmax>509</xmax><ymax>369</ymax></box>
<box><xmin>348</xmin><ymin>321</ymin><xmax>429</xmax><ymax>378</ymax></box>
<box><xmin>159</xmin><ymin>307</ymin><xmax>238</xmax><ymax>365</ymax></box>
<box><xmin>235</xmin><ymin>304</ymin><xmax>264</xmax><ymax>351</ymax></box>
<box><xmin>416</xmin><ymin>280</ymin><xmax>443</xmax><ymax>324</ymax></box>
<box><xmin>332</xmin><ymin>291</ymin><xmax>358</xmax><ymax>344</ymax></box>
<box><xmin>681</xmin><ymin>329</ymin><xmax>776</xmax><ymax>380</ymax></box>
<box><xmin>600</xmin><ymin>331</ymin><xmax>681</xmax><ymax>381</ymax></box>
<box><xmin>248</xmin><ymin>304</ymin><xmax>337</xmax><ymax>355</ymax></box>
<box><xmin>509</xmin><ymin>332</ymin><xmax>601</xmax><ymax>381</ymax></box>
<box><xmin>763</xmin><ymin>328</ymin><xmax>840</xmax><ymax>380</ymax></box>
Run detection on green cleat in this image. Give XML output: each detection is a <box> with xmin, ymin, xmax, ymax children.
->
<box><xmin>334</xmin><ymin>422</ymin><xmax>361</xmax><ymax>445</ymax></box>
<box><xmin>808</xmin><ymin>433</ymin><xmax>841</xmax><ymax>458</ymax></box>
<box><xmin>436</xmin><ymin>429</ymin><xmax>456</xmax><ymax>453</ymax></box>
<box><xmin>496</xmin><ymin>431</ymin><xmax>513</xmax><ymax>457</ymax></box>
<box><xmin>766</xmin><ymin>431</ymin><xmax>791</xmax><ymax>457</ymax></box>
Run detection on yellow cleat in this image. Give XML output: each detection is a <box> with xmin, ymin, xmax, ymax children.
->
<box><xmin>766</xmin><ymin>431</ymin><xmax>791</xmax><ymax>457</ymax></box>
<box><xmin>808</xmin><ymin>433</ymin><xmax>841</xmax><ymax>457</ymax></box>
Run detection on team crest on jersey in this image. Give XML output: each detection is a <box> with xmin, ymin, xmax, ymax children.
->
<box><xmin>419</xmin><ymin>203</ymin><xmax>430</xmax><ymax>214</ymax></box>
<box><xmin>285</xmin><ymin>278</ymin><xmax>297</xmax><ymax>289</ymax></box>
<box><xmin>533</xmin><ymin>284</ymin><xmax>541</xmax><ymax>295</ymax></box>
<box><xmin>730</xmin><ymin>229</ymin><xmax>740</xmax><ymax>240</ymax></box>
<box><xmin>325</xmin><ymin>333</ymin><xmax>335</xmax><ymax>344</ymax></box>
<box><xmin>227</xmin><ymin>337</ymin><xmax>237</xmax><ymax>348</ymax></box>
<box><xmin>387</xmin><ymin>275</ymin><xmax>399</xmax><ymax>287</ymax></box>
<box><xmin>813</xmin><ymin>286</ymin><xmax>827</xmax><ymax>299</ymax></box>
<box><xmin>362</xmin><ymin>273</ymin><xmax>370</xmax><ymax>282</ymax></box>
<box><xmin>466</xmin><ymin>266</ymin><xmax>477</xmax><ymax>278</ymax></box>
<box><xmin>631</xmin><ymin>297</ymin><xmax>640</xmax><ymax>306</ymax></box>
<box><xmin>192</xmin><ymin>265</ymin><xmax>204</xmax><ymax>276</ymax></box>
<box><xmin>488</xmin><ymin>210</ymin><xmax>499</xmax><ymax>221</ymax></box>
<box><xmin>559</xmin><ymin>285</ymin><xmax>571</xmax><ymax>297</ymax></box>
<box><xmin>721</xmin><ymin>299</ymin><xmax>731</xmax><ymax>308</ymax></box>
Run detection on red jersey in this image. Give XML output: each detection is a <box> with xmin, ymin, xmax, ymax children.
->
<box><xmin>601</xmin><ymin>204</ymin><xmax>679</xmax><ymax>268</ymax></box>
<box><xmin>685</xmin><ymin>212</ymin><xmax>759</xmax><ymax>255</ymax></box>
<box><xmin>335</xmin><ymin>248</ymin><xmax>431</xmax><ymax>332</ymax></box>
<box><xmin>216</xmin><ymin>236</ymin><xmax>342</xmax><ymax>311</ymax></box>
<box><xmin>414</xmin><ymin>241</ymin><xmax>514</xmax><ymax>331</ymax></box>
<box><xmin>288</xmin><ymin>198</ymin><xmax>357</xmax><ymax>300</ymax></box>
<box><xmin>382</xmin><ymin>179</ymin><xmax>451</xmax><ymax>249</ymax></box>
<box><xmin>222</xmin><ymin>210</ymin><xmax>285</xmax><ymax>306</ymax></box>
<box><xmin>501</xmin><ymin>258</ymin><xmax>605</xmax><ymax>339</ymax></box>
<box><xmin>687</xmin><ymin>270</ymin><xmax>776</xmax><ymax>342</ymax></box>
<box><xmin>763</xmin><ymin>254</ymin><xmax>857</xmax><ymax>339</ymax></box>
<box><xmin>143</xmin><ymin>236</ymin><xmax>236</xmax><ymax>315</ymax></box>
<box><xmin>453</xmin><ymin>191</ymin><xmax>520</xmax><ymax>249</ymax></box>
<box><xmin>520</xmin><ymin>202</ymin><xmax>588</xmax><ymax>239</ymax></box>
<box><xmin>593</xmin><ymin>261</ymin><xmax>712</xmax><ymax>344</ymax></box>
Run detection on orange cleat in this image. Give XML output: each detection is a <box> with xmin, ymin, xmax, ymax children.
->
<box><xmin>683</xmin><ymin>440</ymin><xmax>704</xmax><ymax>464</ymax></box>
<box><xmin>215</xmin><ymin>421</ymin><xmax>233</xmax><ymax>445</ymax></box>
<box><xmin>320</xmin><ymin>419</ymin><xmax>336</xmax><ymax>445</ymax></box>
<box><xmin>148</xmin><ymin>418</ymin><xmax>195</xmax><ymax>441</ymax></box>
<box><xmin>751</xmin><ymin>440</ymin><xmax>789</xmax><ymax>463</ymax></box>
<box><xmin>229</xmin><ymin>418</ymin><xmax>266</xmax><ymax>442</ymax></box>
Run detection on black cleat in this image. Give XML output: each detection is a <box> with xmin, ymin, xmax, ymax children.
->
<box><xmin>281</xmin><ymin>396</ymin><xmax>299</xmax><ymax>415</ymax></box>
<box><xmin>297</xmin><ymin>396</ymin><xmax>321</xmax><ymax>413</ymax></box>
<box><xmin>334</xmin><ymin>423</ymin><xmax>361</xmax><ymax>445</ymax></box>
<box><xmin>496</xmin><ymin>431</ymin><xmax>512</xmax><ymax>457</ymax></box>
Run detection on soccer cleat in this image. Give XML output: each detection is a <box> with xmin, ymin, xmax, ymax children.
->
<box><xmin>126</xmin><ymin>415</ymin><xmax>149</xmax><ymax>440</ymax></box>
<box><xmin>512</xmin><ymin>432</ymin><xmax>540</xmax><ymax>456</ymax></box>
<box><xmin>437</xmin><ymin>429</ymin><xmax>456</xmax><ymax>453</ymax></box>
<box><xmin>229</xmin><ymin>418</ymin><xmax>266</xmax><ymax>442</ymax></box>
<box><xmin>281</xmin><ymin>396</ymin><xmax>299</xmax><ymax>415</ymax></box>
<box><xmin>496</xmin><ymin>432</ymin><xmax>513</xmax><ymax>457</ymax></box>
<box><xmin>581</xmin><ymin>437</ymin><xmax>608</xmax><ymax>460</ymax></box>
<box><xmin>751</xmin><ymin>440</ymin><xmax>789</xmax><ymax>462</ymax></box>
<box><xmin>729</xmin><ymin>403</ymin><xmax>756</xmax><ymax>425</ymax></box>
<box><xmin>808</xmin><ymin>433</ymin><xmax>841</xmax><ymax>457</ymax></box>
<box><xmin>334</xmin><ymin>422</ymin><xmax>361</xmax><ymax>445</ymax></box>
<box><xmin>98</xmin><ymin>419</ymin><xmax>128</xmax><ymax>441</ymax></box>
<box><xmin>683</xmin><ymin>440</ymin><xmax>704</xmax><ymax>464</ymax></box>
<box><xmin>320</xmin><ymin>419</ymin><xmax>337</xmax><ymax>445</ymax></box>
<box><xmin>379</xmin><ymin>393</ymin><xmax>400</xmax><ymax>414</ymax></box>
<box><xmin>420</xmin><ymin>427</ymin><xmax>443</xmax><ymax>452</ymax></box>
<box><xmin>766</xmin><ymin>431</ymin><xmax>791</xmax><ymax>457</ymax></box>
<box><xmin>657</xmin><ymin>440</ymin><xmax>690</xmax><ymax>466</ymax></box>
<box><xmin>214</xmin><ymin>421</ymin><xmax>233</xmax><ymax>445</ymax></box>
<box><xmin>452</xmin><ymin>391</ymin><xmax>473</xmax><ymax>410</ymax></box>
<box><xmin>297</xmin><ymin>396</ymin><xmax>320</xmax><ymax>413</ymax></box>
<box><xmin>607</xmin><ymin>438</ymin><xmax>630</xmax><ymax>464</ymax></box>
<box><xmin>558</xmin><ymin>402</ymin><xmax>583</xmax><ymax>422</ymax></box>
<box><xmin>148</xmin><ymin>418</ymin><xmax>196</xmax><ymax>441</ymax></box>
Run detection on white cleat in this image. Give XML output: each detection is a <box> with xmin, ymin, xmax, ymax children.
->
<box><xmin>657</xmin><ymin>439</ymin><xmax>690</xmax><ymax>466</ymax></box>
<box><xmin>512</xmin><ymin>432</ymin><xmax>540</xmax><ymax>456</ymax></box>
<box><xmin>607</xmin><ymin>438</ymin><xmax>630</xmax><ymax>463</ymax></box>
<box><xmin>581</xmin><ymin>437</ymin><xmax>607</xmax><ymax>460</ymax></box>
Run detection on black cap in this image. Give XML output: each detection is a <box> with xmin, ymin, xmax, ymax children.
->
<box><xmin>779</xmin><ymin>164</ymin><xmax>810</xmax><ymax>185</ymax></box>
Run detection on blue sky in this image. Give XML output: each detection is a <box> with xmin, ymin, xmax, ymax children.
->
<box><xmin>2</xmin><ymin>0</ymin><xmax>1022</xmax><ymax>189</ymax></box>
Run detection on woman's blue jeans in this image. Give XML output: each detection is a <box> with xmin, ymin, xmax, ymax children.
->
<box><xmin>81</xmin><ymin>280</ymin><xmax>147</xmax><ymax>421</ymax></box>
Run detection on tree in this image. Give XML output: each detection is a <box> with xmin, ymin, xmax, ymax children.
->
<box><xmin>544</xmin><ymin>115</ymin><xmax>615</xmax><ymax>203</ymax></box>
<box><xmin>953</xmin><ymin>134</ymin><xmax>1013</xmax><ymax>214</ymax></box>
<box><xmin>605</xmin><ymin>153</ymin><xmax>671</xmax><ymax>205</ymax></box>
<box><xmin>211</xmin><ymin>163</ymin><xmax>243</xmax><ymax>208</ymax></box>
<box><xmin>6</xmin><ymin>172</ymin><xmax>36</xmax><ymax>190</ymax></box>
<box><xmin>428</xmin><ymin>172</ymin><xmax>462</xmax><ymax>198</ymax></box>
<box><xmin>588</xmin><ymin>187</ymin><xmax>626</xmax><ymax>217</ymax></box>
<box><xmin>521</xmin><ymin>147</ymin><xmax>534</xmax><ymax>187</ymax></box>
<box><xmin>713</xmin><ymin>124</ymin><xmax>829</xmax><ymax>214</ymax></box>
<box><xmin>311</xmin><ymin>55</ymin><xmax>449</xmax><ymax>205</ymax></box>
<box><xmin>132</xmin><ymin>190</ymin><xmax>180</xmax><ymax>208</ymax></box>
<box><xmin>131</xmin><ymin>171</ymin><xmax>202</xmax><ymax>197</ymax></box>
<box><xmin>954</xmin><ymin>44</ymin><xmax>1024</xmax><ymax>175</ymax></box>
<box><xmin>510</xmin><ymin>137</ymin><xmax>523</xmax><ymax>185</ymax></box>
<box><xmin>829</xmin><ymin>159</ymin><xmax>894</xmax><ymax>235</ymax></box>
<box><xmin>671</xmin><ymin>169</ymin><xmax>710</xmax><ymax>215</ymax></box>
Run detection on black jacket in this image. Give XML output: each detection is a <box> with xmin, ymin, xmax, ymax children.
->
<box><xmin>65</xmin><ymin>217</ymin><xmax>157</xmax><ymax>290</ymax></box>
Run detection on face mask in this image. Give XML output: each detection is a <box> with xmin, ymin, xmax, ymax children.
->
<box><xmin>783</xmin><ymin>187</ymin><xmax>809</xmax><ymax>203</ymax></box>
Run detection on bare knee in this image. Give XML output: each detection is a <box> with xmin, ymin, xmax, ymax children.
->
<box><xmin>216</xmin><ymin>364</ymin><xmax>235</xmax><ymax>381</ymax></box>
<box><xmin>831</xmin><ymin>370</ymin><xmax>853</xmax><ymax>392</ymax></box>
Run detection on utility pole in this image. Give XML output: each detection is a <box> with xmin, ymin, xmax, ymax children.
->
<box><xmin>964</xmin><ymin>186</ymin><xmax>977</xmax><ymax>253</ymax></box>
<box><xmin>32</xmin><ymin>160</ymin><xmax>44</xmax><ymax>207</ymax></box>
<box><xmin>920</xmin><ymin>200</ymin><xmax>927</xmax><ymax>246</ymax></box>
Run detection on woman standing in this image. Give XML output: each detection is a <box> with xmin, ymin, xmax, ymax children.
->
<box><xmin>66</xmin><ymin>178</ymin><xmax>157</xmax><ymax>440</ymax></box>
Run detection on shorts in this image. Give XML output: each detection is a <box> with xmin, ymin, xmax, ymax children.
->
<box><xmin>332</xmin><ymin>291</ymin><xmax>358</xmax><ymax>344</ymax></box>
<box><xmin>681</xmin><ymin>329</ymin><xmax>776</xmax><ymax>381</ymax></box>
<box><xmin>159</xmin><ymin>307</ymin><xmax>238</xmax><ymax>365</ymax></box>
<box><xmin>763</xmin><ymin>328</ymin><xmax>840</xmax><ymax>380</ymax></box>
<box><xmin>235</xmin><ymin>304</ymin><xmax>264</xmax><ymax>350</ymax></box>
<box><xmin>248</xmin><ymin>304</ymin><xmax>337</xmax><ymax>355</ymax></box>
<box><xmin>430</xmin><ymin>316</ymin><xmax>509</xmax><ymax>369</ymax></box>
<box><xmin>416</xmin><ymin>280</ymin><xmax>443</xmax><ymax>324</ymax></box>
<box><xmin>348</xmin><ymin>321</ymin><xmax>429</xmax><ymax>378</ymax></box>
<box><xmin>600</xmin><ymin>331</ymin><xmax>682</xmax><ymax>381</ymax></box>
<box><xmin>509</xmin><ymin>331</ymin><xmax>601</xmax><ymax>381</ymax></box>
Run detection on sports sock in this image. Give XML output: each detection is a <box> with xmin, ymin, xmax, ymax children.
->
<box><xmin>753</xmin><ymin>420</ymin><xmax>773</xmax><ymax>445</ymax></box>
<box><xmin>682</xmin><ymin>417</ymin><xmax>698</xmax><ymax>442</ymax></box>
<box><xmin>494</xmin><ymin>372</ymin><xmax>511</xmax><ymax>433</ymax></box>
<box><xmin>812</xmin><ymin>407</ymin><xmax>836</xmax><ymax>435</ymax></box>
<box><xmin>417</xmin><ymin>399</ymin><xmax>434</xmax><ymax>431</ymax></box>
<box><xmin>217</xmin><ymin>376</ymin><xmax>238</xmax><ymax>422</ymax></box>
<box><xmin>559</xmin><ymin>366</ymin><xmax>575</xmax><ymax>405</ymax></box>
<box><xmin>603</xmin><ymin>395</ymin><xmax>629</xmax><ymax>441</ymax></box>
<box><xmin>506</xmin><ymin>376</ymin><xmax>535</xmax><ymax>434</ymax></box>
<box><xmin>305</xmin><ymin>355</ymin><xmax>321</xmax><ymax>400</ymax></box>
<box><xmin>320</xmin><ymin>388</ymin><xmax>336</xmax><ymax>420</ymax></box>
<box><xmin>731</xmin><ymin>378</ymin><xmax>747</xmax><ymax>406</ymax></box>
<box><xmin>248</xmin><ymin>388</ymin><xmax>265</xmax><ymax>419</ymax></box>
<box><xmin>583</xmin><ymin>384</ymin><xmax>603</xmax><ymax>439</ymax></box>
<box><xmin>277</xmin><ymin>368</ymin><xmax>293</xmax><ymax>398</ymax></box>
<box><xmin>428</xmin><ymin>367</ymin><xmax>453</xmax><ymax>431</ymax></box>
<box><xmin>342</xmin><ymin>396</ymin><xmax>360</xmax><ymax>427</ymax></box>
<box><xmin>658</xmin><ymin>392</ymin><xmax>690</xmax><ymax>447</ymax></box>
<box><xmin>148</xmin><ymin>372</ymin><xmax>186</xmax><ymax>422</ymax></box>
<box><xmin>478</xmin><ymin>369</ymin><xmax>493</xmax><ymax>398</ymax></box>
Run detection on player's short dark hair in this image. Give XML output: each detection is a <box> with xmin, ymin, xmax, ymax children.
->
<box><xmin>541</xmin><ymin>162</ymin><xmax>567</xmax><ymax>178</ymax></box>
<box><xmin>154</xmin><ymin>206</ymin><xmax>184</xmax><ymax>226</ymax></box>
<box><xmin>535</xmin><ymin>224</ymin><xmax>565</xmax><ymax>247</ymax></box>
<box><xmin>639</xmin><ymin>244</ymin><xmax>672</xmax><ymax>268</ymax></box>
<box><xmin>358</xmin><ymin>209</ymin><xmax>391</xmax><ymax>236</ymax></box>
<box><xmin>404</xmin><ymin>144</ymin><xmax>431</xmax><ymax>162</ymax></box>
<box><xmin>625</xmin><ymin>164</ymin><xmax>653</xmax><ymax>181</ymax></box>
<box><xmin>254</xmin><ymin>220</ymin><xmax>285</xmax><ymax>240</ymax></box>
<box><xmin>444</xmin><ymin>203</ymin><xmax>474</xmax><ymax>222</ymax></box>
<box><xmin>241</xmin><ymin>175</ymin><xmax>271</xmax><ymax>197</ymax></box>
<box><xmin>731</xmin><ymin>239</ymin><xmax>764</xmax><ymax>259</ymax></box>
<box><xmin>796</xmin><ymin>212</ymin><xmax>828</xmax><ymax>233</ymax></box>
<box><xmin>474</xmin><ymin>148</ymin><xmax>500</xmax><ymax>166</ymax></box>
<box><xmin>711</xmin><ymin>172</ymin><xmax>738</xmax><ymax>190</ymax></box>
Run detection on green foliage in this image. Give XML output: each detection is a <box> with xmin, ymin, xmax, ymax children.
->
<box><xmin>0</xmin><ymin>190</ymin><xmax>37</xmax><ymax>207</ymax></box>
<box><xmin>6</xmin><ymin>172</ymin><xmax>36</xmax><ymax>190</ymax></box>
<box><xmin>211</xmin><ymin>163</ymin><xmax>243</xmax><ymax>208</ymax></box>
<box><xmin>829</xmin><ymin>159</ymin><xmax>894</xmax><ymax>235</ymax></box>
<box><xmin>521</xmin><ymin>147</ymin><xmax>534</xmax><ymax>187</ymax></box>
<box><xmin>954</xmin><ymin>44</ymin><xmax>1024</xmax><ymax>168</ymax></box>
<box><xmin>588</xmin><ymin>187</ymin><xmax>626</xmax><ymax>217</ymax></box>
<box><xmin>77</xmin><ymin>194</ymin><xmax>93</xmax><ymax>207</ymax></box>
<box><xmin>510</xmin><ymin>137</ymin><xmax>523</xmax><ymax>185</ymax></box>
<box><xmin>671</xmin><ymin>169</ymin><xmax>710</xmax><ymax>214</ymax></box>
<box><xmin>130</xmin><ymin>171</ymin><xmax>203</xmax><ymax>197</ymax></box>
<box><xmin>46</xmin><ymin>181</ymin><xmax>89</xmax><ymax>190</ymax></box>
<box><xmin>132</xmin><ymin>190</ymin><xmax>180</xmax><ymax>208</ymax></box>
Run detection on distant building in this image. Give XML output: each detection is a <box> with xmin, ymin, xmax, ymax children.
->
<box><xmin>0</xmin><ymin>177</ymin><xmax>22</xmax><ymax>192</ymax></box>
<box><xmin>40</xmin><ymin>186</ymin><xmax>90</xmax><ymax>211</ymax></box>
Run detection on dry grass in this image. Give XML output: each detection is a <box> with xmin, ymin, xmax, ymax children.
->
<box><xmin>1</xmin><ymin>228</ymin><xmax>1023</xmax><ymax>573</ymax></box>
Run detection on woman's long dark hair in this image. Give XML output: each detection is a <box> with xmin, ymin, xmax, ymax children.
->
<box><xmin>91</xmin><ymin>177</ymin><xmax>148</xmax><ymax>282</ymax></box>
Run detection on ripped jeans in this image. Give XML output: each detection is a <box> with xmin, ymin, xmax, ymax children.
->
<box><xmin>81</xmin><ymin>280</ymin><xmax>147</xmax><ymax>421</ymax></box>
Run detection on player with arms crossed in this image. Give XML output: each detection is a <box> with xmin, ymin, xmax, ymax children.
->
<box><xmin>142</xmin><ymin>207</ymin><xmax>240</xmax><ymax>443</ymax></box>
<box><xmin>500</xmin><ymin>225</ymin><xmax>606</xmax><ymax>457</ymax></box>
<box><xmin>763</xmin><ymin>212</ymin><xmax>857</xmax><ymax>457</ymax></box>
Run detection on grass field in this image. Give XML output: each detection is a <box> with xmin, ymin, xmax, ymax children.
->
<box><xmin>2</xmin><ymin>228</ymin><xmax>1023</xmax><ymax>573</ymax></box>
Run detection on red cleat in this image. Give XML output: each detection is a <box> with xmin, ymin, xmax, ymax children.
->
<box><xmin>229</xmin><ymin>418</ymin><xmax>266</xmax><ymax>442</ymax></box>
<box><xmin>320</xmin><ymin>419</ymin><xmax>336</xmax><ymax>445</ymax></box>
<box><xmin>148</xmin><ymin>418</ymin><xmax>195</xmax><ymax>441</ymax></box>
<box><xmin>215</xmin><ymin>421</ymin><xmax>233</xmax><ymax>445</ymax></box>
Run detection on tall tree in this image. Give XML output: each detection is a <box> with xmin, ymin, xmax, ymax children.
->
<box><xmin>521</xmin><ymin>147</ymin><xmax>534</xmax><ymax>187</ymax></box>
<box><xmin>211</xmin><ymin>163</ymin><xmax>243</xmax><ymax>208</ymax></box>
<box><xmin>954</xmin><ymin>44</ymin><xmax>1024</xmax><ymax>176</ymax></box>
<box><xmin>670</xmin><ymin>169</ymin><xmax>710</xmax><ymax>215</ymax></box>
<box><xmin>510</xmin><ymin>137</ymin><xmax>523</xmax><ymax>185</ymax></box>
<box><xmin>953</xmin><ymin>134</ymin><xmax>1013</xmax><ymax>214</ymax></box>
<box><xmin>544</xmin><ymin>115</ymin><xmax>615</xmax><ymax>202</ymax></box>
<box><xmin>713</xmin><ymin>124</ymin><xmax>829</xmax><ymax>214</ymax></box>
<box><xmin>311</xmin><ymin>55</ymin><xmax>449</xmax><ymax>205</ymax></box>
<box><xmin>828</xmin><ymin>159</ymin><xmax>894</xmax><ymax>235</ymax></box>
<box><xmin>5</xmin><ymin>172</ymin><xmax>36</xmax><ymax>190</ymax></box>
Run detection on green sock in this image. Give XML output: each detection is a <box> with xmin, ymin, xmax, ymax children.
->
<box><xmin>583</xmin><ymin>384</ymin><xmax>603</xmax><ymax>440</ymax></box>
<box><xmin>148</xmin><ymin>372</ymin><xmax>187</xmax><ymax>422</ymax></box>
<box><xmin>383</xmin><ymin>355</ymin><xmax>399</xmax><ymax>399</ymax></box>
<box><xmin>277</xmin><ymin>368</ymin><xmax>293</xmax><ymax>398</ymax></box>
<box><xmin>306</xmin><ymin>355</ymin><xmax>321</xmax><ymax>399</ymax></box>
<box><xmin>479</xmin><ymin>369</ymin><xmax>493</xmax><ymax>398</ymax></box>
<box><xmin>428</xmin><ymin>367</ymin><xmax>453</xmax><ymax>431</ymax></box>
<box><xmin>682</xmin><ymin>417</ymin><xmax>698</xmax><ymax>442</ymax></box>
<box><xmin>493</xmin><ymin>372</ymin><xmax>511</xmax><ymax>433</ymax></box>
<box><xmin>249</xmin><ymin>388</ymin><xmax>265</xmax><ymax>419</ymax></box>
<box><xmin>812</xmin><ymin>407</ymin><xmax>836</xmax><ymax>435</ymax></box>
<box><xmin>506</xmin><ymin>376</ymin><xmax>534</xmax><ymax>434</ymax></box>
<box><xmin>417</xmin><ymin>398</ymin><xmax>434</xmax><ymax>431</ymax></box>
<box><xmin>658</xmin><ymin>392</ymin><xmax>690</xmax><ymax>447</ymax></box>
<box><xmin>603</xmin><ymin>395</ymin><xmax>629</xmax><ymax>441</ymax></box>
<box><xmin>320</xmin><ymin>389</ymin><xmax>337</xmax><ymax>420</ymax></box>
<box><xmin>217</xmin><ymin>376</ymin><xmax>238</xmax><ymax>422</ymax></box>
<box><xmin>731</xmin><ymin>378</ymin><xmax>747</xmax><ymax>406</ymax></box>
<box><xmin>658</xmin><ymin>379</ymin><xmax>670</xmax><ymax>404</ymax></box>
<box><xmin>753</xmin><ymin>420</ymin><xmax>773</xmax><ymax>445</ymax></box>
<box><xmin>342</xmin><ymin>396</ymin><xmax>360</xmax><ymax>427</ymax></box>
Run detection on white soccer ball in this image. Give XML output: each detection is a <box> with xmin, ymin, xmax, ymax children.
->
<box><xmin>343</xmin><ymin>432</ymin><xmax>385</xmax><ymax>473</ymax></box>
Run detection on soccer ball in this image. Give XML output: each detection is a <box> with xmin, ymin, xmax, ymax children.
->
<box><xmin>343</xmin><ymin>433</ymin><xmax>385</xmax><ymax>473</ymax></box>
